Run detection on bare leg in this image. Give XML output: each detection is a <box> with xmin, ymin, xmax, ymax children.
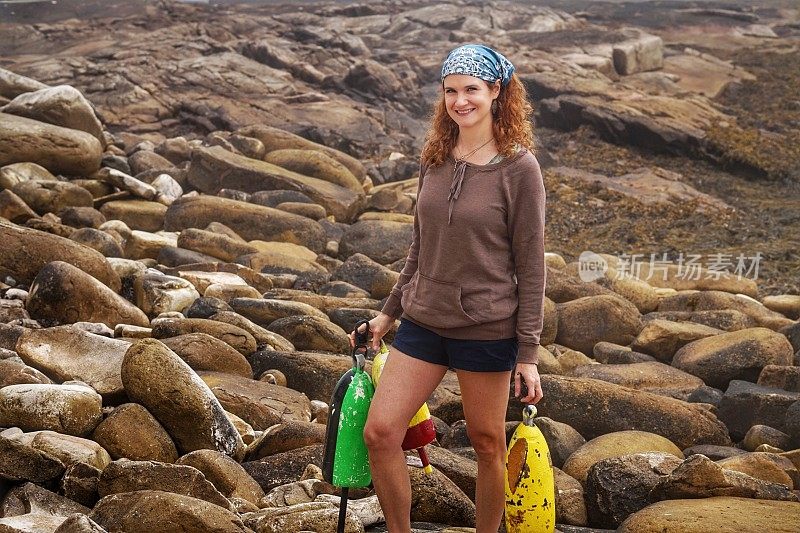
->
<box><xmin>457</xmin><ymin>369</ymin><xmax>512</xmax><ymax>533</ymax></box>
<box><xmin>364</xmin><ymin>347</ymin><xmax>447</xmax><ymax>533</ymax></box>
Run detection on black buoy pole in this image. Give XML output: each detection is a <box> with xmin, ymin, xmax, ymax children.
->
<box><xmin>337</xmin><ymin>487</ymin><xmax>349</xmax><ymax>533</ymax></box>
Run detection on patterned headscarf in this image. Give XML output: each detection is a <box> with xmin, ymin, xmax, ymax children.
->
<box><xmin>440</xmin><ymin>44</ymin><xmax>516</xmax><ymax>86</ymax></box>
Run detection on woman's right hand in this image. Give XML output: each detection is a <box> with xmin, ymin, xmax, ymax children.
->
<box><xmin>348</xmin><ymin>313</ymin><xmax>395</xmax><ymax>351</ymax></box>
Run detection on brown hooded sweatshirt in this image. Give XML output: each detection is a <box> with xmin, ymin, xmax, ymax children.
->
<box><xmin>381</xmin><ymin>149</ymin><xmax>546</xmax><ymax>364</ymax></box>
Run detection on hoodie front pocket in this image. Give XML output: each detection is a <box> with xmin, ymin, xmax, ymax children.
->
<box><xmin>404</xmin><ymin>272</ymin><xmax>479</xmax><ymax>329</ymax></box>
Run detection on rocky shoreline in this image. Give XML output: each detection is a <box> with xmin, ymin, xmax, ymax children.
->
<box><xmin>1</xmin><ymin>1</ymin><xmax>800</xmax><ymax>532</ymax></box>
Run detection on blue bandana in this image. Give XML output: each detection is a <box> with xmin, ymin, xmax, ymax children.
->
<box><xmin>440</xmin><ymin>44</ymin><xmax>516</xmax><ymax>86</ymax></box>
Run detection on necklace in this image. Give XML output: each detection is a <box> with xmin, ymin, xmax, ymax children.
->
<box><xmin>448</xmin><ymin>137</ymin><xmax>495</xmax><ymax>225</ymax></box>
<box><xmin>453</xmin><ymin>137</ymin><xmax>494</xmax><ymax>171</ymax></box>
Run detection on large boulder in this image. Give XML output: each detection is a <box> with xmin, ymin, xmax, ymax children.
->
<box><xmin>176</xmin><ymin>449</ymin><xmax>265</xmax><ymax>505</ymax></box>
<box><xmin>533</xmin><ymin>375</ymin><xmax>731</xmax><ymax>449</ymax></box>
<box><xmin>0</xmin><ymin>221</ymin><xmax>120</xmax><ymax>290</ymax></box>
<box><xmin>161</xmin><ymin>333</ymin><xmax>253</xmax><ymax>378</ymax></box>
<box><xmin>15</xmin><ymin>326</ymin><xmax>131</xmax><ymax>401</ymax></box>
<box><xmin>571</xmin><ymin>361</ymin><xmax>704</xmax><ymax>400</ymax></box>
<box><xmin>563</xmin><ymin>431</ymin><xmax>683</xmax><ymax>486</ymax></box>
<box><xmin>264</xmin><ymin>149</ymin><xmax>362</xmax><ymax>192</ymax></box>
<box><xmin>151</xmin><ymin>318</ymin><xmax>256</xmax><ymax>356</ymax></box>
<box><xmin>121</xmin><ymin>339</ymin><xmax>246</xmax><ymax>460</ymax></box>
<box><xmin>12</xmin><ymin>180</ymin><xmax>93</xmax><ymax>215</ymax></box>
<box><xmin>230</xmin><ymin>298</ymin><xmax>328</xmax><ymax>327</ymax></box>
<box><xmin>89</xmin><ymin>490</ymin><xmax>249</xmax><ymax>532</ymax></box>
<box><xmin>164</xmin><ymin>195</ymin><xmax>327</xmax><ymax>253</ymax></box>
<box><xmin>0</xmin><ymin>67</ymin><xmax>48</xmax><ymax>99</ymax></box>
<box><xmin>266</xmin><ymin>315</ymin><xmax>350</xmax><ymax>354</ymax></box>
<box><xmin>672</xmin><ymin>328</ymin><xmax>794</xmax><ymax>389</ymax></box>
<box><xmin>26</xmin><ymin>261</ymin><xmax>148</xmax><ymax>328</ymax></box>
<box><xmin>338</xmin><ymin>220</ymin><xmax>413</xmax><ymax>265</ymax></box>
<box><xmin>0</xmin><ymin>433</ymin><xmax>65</xmax><ymax>482</ymax></box>
<box><xmin>658</xmin><ymin>291</ymin><xmax>793</xmax><ymax>331</ymax></box>
<box><xmin>630</xmin><ymin>319</ymin><xmax>723</xmax><ymax>362</ymax></box>
<box><xmin>187</xmin><ymin>146</ymin><xmax>364</xmax><ymax>222</ymax></box>
<box><xmin>91</xmin><ymin>403</ymin><xmax>178</xmax><ymax>462</ymax></box>
<box><xmin>247</xmin><ymin>349</ymin><xmax>358</xmax><ymax>402</ymax></box>
<box><xmin>198</xmin><ymin>370</ymin><xmax>311</xmax><ymax>430</ymax></box>
<box><xmin>99</xmin><ymin>200</ymin><xmax>167</xmax><ymax>233</ymax></box>
<box><xmin>0</xmin><ymin>383</ymin><xmax>102</xmax><ymax>437</ymax></box>
<box><xmin>332</xmin><ymin>253</ymin><xmax>400</xmax><ymax>300</ymax></box>
<box><xmin>717</xmin><ymin>380</ymin><xmax>800</xmax><ymax>441</ymax></box>
<box><xmin>617</xmin><ymin>497</ymin><xmax>800</xmax><ymax>532</ymax></box>
<box><xmin>556</xmin><ymin>294</ymin><xmax>642</xmax><ymax>355</ymax></box>
<box><xmin>2</xmin><ymin>85</ymin><xmax>103</xmax><ymax>142</ymax></box>
<box><xmin>0</xmin><ymin>113</ymin><xmax>102</xmax><ymax>175</ymax></box>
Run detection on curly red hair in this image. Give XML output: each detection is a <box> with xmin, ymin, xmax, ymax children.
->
<box><xmin>420</xmin><ymin>74</ymin><xmax>534</xmax><ymax>167</ymax></box>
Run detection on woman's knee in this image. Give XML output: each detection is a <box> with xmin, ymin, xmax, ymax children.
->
<box><xmin>467</xmin><ymin>426</ymin><xmax>507</xmax><ymax>459</ymax></box>
<box><xmin>363</xmin><ymin>417</ymin><xmax>405</xmax><ymax>450</ymax></box>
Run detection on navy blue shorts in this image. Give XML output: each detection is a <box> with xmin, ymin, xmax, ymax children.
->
<box><xmin>391</xmin><ymin>318</ymin><xmax>518</xmax><ymax>372</ymax></box>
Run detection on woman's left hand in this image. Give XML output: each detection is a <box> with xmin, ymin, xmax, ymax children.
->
<box><xmin>514</xmin><ymin>362</ymin><xmax>543</xmax><ymax>405</ymax></box>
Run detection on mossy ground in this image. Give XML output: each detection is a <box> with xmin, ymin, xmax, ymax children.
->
<box><xmin>535</xmin><ymin>48</ymin><xmax>800</xmax><ymax>296</ymax></box>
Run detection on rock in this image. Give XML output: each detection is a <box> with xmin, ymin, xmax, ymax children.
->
<box><xmin>209</xmin><ymin>311</ymin><xmax>295</xmax><ymax>352</ymax></box>
<box><xmin>650</xmin><ymin>454</ymin><xmax>797</xmax><ymax>503</ymax></box>
<box><xmin>554</xmin><ymin>467</ymin><xmax>587</xmax><ymax>527</ymax></box>
<box><xmin>630</xmin><ymin>319</ymin><xmax>722</xmax><ymax>363</ymax></box>
<box><xmin>275</xmin><ymin>201</ymin><xmax>327</xmax><ymax>220</ymax></box>
<box><xmin>0</xmin><ymin>221</ymin><xmax>120</xmax><ymax>291</ymax></box>
<box><xmin>261</xmin><ymin>288</ymin><xmax>381</xmax><ymax>313</ymax></box>
<box><xmin>128</xmin><ymin>150</ymin><xmax>174</xmax><ymax>176</ymax></box>
<box><xmin>246</xmin><ymin>420</ymin><xmax>325</xmax><ymax>460</ymax></box>
<box><xmin>619</xmin><ymin>497</ymin><xmax>800</xmax><ymax>532</ymax></box>
<box><xmin>534</xmin><ymin>375</ymin><xmax>731</xmax><ymax>449</ymax></box>
<box><xmin>198</xmin><ymin>371</ymin><xmax>311</xmax><ymax>430</ymax></box>
<box><xmin>672</xmin><ymin>327</ymin><xmax>794</xmax><ymax>389</ymax></box>
<box><xmin>15</xmin><ymin>326</ymin><xmax>130</xmax><ymax>402</ymax></box>
<box><xmin>230</xmin><ymin>298</ymin><xmax>327</xmax><ymax>327</ymax></box>
<box><xmin>237</xmin><ymin>124</ymin><xmax>366</xmax><ymax>181</ymax></box>
<box><xmin>423</xmin><ymin>446</ymin><xmax>478</xmax><ymax>502</ymax></box>
<box><xmin>758</xmin><ymin>365</ymin><xmax>800</xmax><ymax>393</ymax></box>
<box><xmin>242</xmin><ymin>444</ymin><xmax>323</xmax><ymax>493</ymax></box>
<box><xmin>187</xmin><ymin>146</ymin><xmax>363</xmax><ymax>222</ymax></box>
<box><xmin>2</xmin><ymin>85</ymin><xmax>103</xmax><ymax>142</ymax></box>
<box><xmin>13</xmin><ymin>431</ymin><xmax>110</xmax><ymax>470</ymax></box>
<box><xmin>0</xmin><ymin>189</ymin><xmax>38</xmax><ymax>224</ymax></box>
<box><xmin>1</xmin><ymin>481</ymin><xmax>89</xmax><ymax>518</ymax></box>
<box><xmin>99</xmin><ymin>201</ymin><xmax>166</xmax><ymax>233</ymax></box>
<box><xmin>89</xmin><ymin>491</ymin><xmax>248</xmax><ymax>532</ymax></box>
<box><xmin>332</xmin><ymin>253</ymin><xmax>400</xmax><ymax>300</ymax></box>
<box><xmin>164</xmin><ymin>195</ymin><xmax>327</xmax><ymax>254</ymax></box>
<box><xmin>205</xmin><ymin>283</ymin><xmax>261</xmax><ymax>302</ymax></box>
<box><xmin>26</xmin><ymin>261</ymin><xmax>148</xmax><ymax>329</ymax></box>
<box><xmin>53</xmin><ymin>514</ymin><xmax>107</xmax><ymax>533</ymax></box>
<box><xmin>98</xmin><ymin>460</ymin><xmax>232</xmax><ymax>510</ymax></box>
<box><xmin>717</xmin><ymin>380</ymin><xmax>800</xmax><ymax>442</ymax></box>
<box><xmin>150</xmin><ymin>174</ymin><xmax>183</xmax><ymax>205</ymax></box>
<box><xmin>0</xmin><ymin>67</ymin><xmax>48</xmax><ymax>99</ymax></box>
<box><xmin>69</xmin><ymin>229</ymin><xmax>124</xmax><ymax>258</ymax></box>
<box><xmin>228</xmin><ymin>134</ymin><xmax>266</xmax><ymax>160</ymax></box>
<box><xmin>121</xmin><ymin>338</ymin><xmax>245</xmax><ymax>460</ymax></box>
<box><xmin>0</xmin><ymin>513</ymin><xmax>69</xmax><ymax>531</ymax></box>
<box><xmin>242</xmin><ymin>501</ymin><xmax>363</xmax><ymax>533</ymax></box>
<box><xmin>95</xmin><ymin>168</ymin><xmax>157</xmax><ymax>201</ymax></box>
<box><xmin>0</xmin><ymin>113</ymin><xmax>102</xmax><ymax>175</ymax></box>
<box><xmin>247</xmin><ymin>349</ymin><xmax>355</xmax><ymax>402</ymax></box>
<box><xmin>161</xmin><ymin>333</ymin><xmax>252</xmax><ymax>378</ymax></box>
<box><xmin>563</xmin><ymin>431</ymin><xmax>683</xmax><ymax>486</ymax></box>
<box><xmin>0</xmin><ymin>359</ymin><xmax>52</xmax><ymax>388</ymax></box>
<box><xmin>592</xmin><ymin>342</ymin><xmax>655</xmax><ymax>364</ymax></box>
<box><xmin>535</xmin><ymin>417</ymin><xmax>586</xmax><ymax>469</ymax></box>
<box><xmin>408</xmin><ymin>466</ymin><xmax>475</xmax><ymax>527</ymax></box>
<box><xmin>155</xmin><ymin>245</ymin><xmax>217</xmax><ymax>266</ymax></box>
<box><xmin>743</xmin><ymin>425</ymin><xmax>792</xmax><ymax>452</ymax></box>
<box><xmin>0</xmin><ymin>161</ymin><xmax>57</xmax><ymax>189</ymax></box>
<box><xmin>266</xmin><ymin>315</ymin><xmax>349</xmax><ymax>353</ymax></box>
<box><xmin>59</xmin><ymin>207</ymin><xmax>106</xmax><ymax>229</ymax></box>
<box><xmin>571</xmin><ymin>361</ymin><xmax>704</xmax><ymax>400</ymax></box>
<box><xmin>687</xmin><ymin>385</ymin><xmax>724</xmax><ymax>406</ymax></box>
<box><xmin>177</xmin><ymin>272</ymin><xmax>249</xmax><ymax>296</ymax></box>
<box><xmin>12</xmin><ymin>180</ymin><xmax>93</xmax><ymax>216</ymax></box>
<box><xmin>762</xmin><ymin>295</ymin><xmax>800</xmax><ymax>320</ymax></box>
<box><xmin>176</xmin><ymin>228</ymin><xmax>257</xmax><ymax>262</ymax></box>
<box><xmin>151</xmin><ymin>318</ymin><xmax>256</xmax><ymax>356</ymax></box>
<box><xmin>683</xmin><ymin>444</ymin><xmax>746</xmax><ymax>461</ymax></box>
<box><xmin>0</xmin><ymin>383</ymin><xmax>101</xmax><ymax>437</ymax></box>
<box><xmin>176</xmin><ymin>449</ymin><xmax>265</xmax><ymax>505</ymax></box>
<box><xmin>264</xmin><ymin>149</ymin><xmax>362</xmax><ymax>192</ymax></box>
<box><xmin>249</xmin><ymin>190</ymin><xmax>315</xmax><ymax>209</ymax></box>
<box><xmin>133</xmin><ymin>271</ymin><xmax>200</xmax><ymax>317</ymax></box>
<box><xmin>0</xmin><ymin>433</ymin><xmax>65</xmax><ymax>482</ymax></box>
<box><xmin>585</xmin><ymin>453</ymin><xmax>683</xmax><ymax>528</ymax></box>
<box><xmin>339</xmin><ymin>220</ymin><xmax>413</xmax><ymax>265</ymax></box>
<box><xmin>556</xmin><ymin>295</ymin><xmax>642</xmax><ymax>355</ymax></box>
<box><xmin>717</xmin><ymin>452</ymin><xmax>797</xmax><ymax>489</ymax></box>
<box><xmin>659</xmin><ymin>291</ymin><xmax>792</xmax><ymax>331</ymax></box>
<box><xmin>91</xmin><ymin>403</ymin><xmax>178</xmax><ymax>462</ymax></box>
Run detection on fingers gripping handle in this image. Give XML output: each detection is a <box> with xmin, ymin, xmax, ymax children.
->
<box><xmin>351</xmin><ymin>319</ymin><xmax>371</xmax><ymax>371</ymax></box>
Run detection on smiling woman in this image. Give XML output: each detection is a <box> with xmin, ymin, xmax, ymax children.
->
<box><xmin>353</xmin><ymin>43</ymin><xmax>547</xmax><ymax>533</ymax></box>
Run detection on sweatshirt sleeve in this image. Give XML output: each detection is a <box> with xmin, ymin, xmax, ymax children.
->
<box><xmin>507</xmin><ymin>156</ymin><xmax>547</xmax><ymax>364</ymax></box>
<box><xmin>380</xmin><ymin>161</ymin><xmax>426</xmax><ymax>319</ymax></box>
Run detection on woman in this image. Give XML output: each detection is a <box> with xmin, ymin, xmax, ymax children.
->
<box><xmin>355</xmin><ymin>44</ymin><xmax>546</xmax><ymax>533</ymax></box>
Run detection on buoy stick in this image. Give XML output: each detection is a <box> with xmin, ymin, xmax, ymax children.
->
<box><xmin>337</xmin><ymin>487</ymin><xmax>349</xmax><ymax>533</ymax></box>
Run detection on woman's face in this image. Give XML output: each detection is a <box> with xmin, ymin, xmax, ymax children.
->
<box><xmin>442</xmin><ymin>74</ymin><xmax>501</xmax><ymax>130</ymax></box>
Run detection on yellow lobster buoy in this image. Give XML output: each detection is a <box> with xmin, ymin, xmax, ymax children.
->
<box><xmin>504</xmin><ymin>405</ymin><xmax>556</xmax><ymax>533</ymax></box>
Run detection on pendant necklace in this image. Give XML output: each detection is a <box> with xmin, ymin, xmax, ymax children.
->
<box><xmin>448</xmin><ymin>137</ymin><xmax>495</xmax><ymax>224</ymax></box>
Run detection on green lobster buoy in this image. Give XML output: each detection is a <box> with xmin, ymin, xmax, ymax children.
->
<box><xmin>323</xmin><ymin>319</ymin><xmax>375</xmax><ymax>532</ymax></box>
